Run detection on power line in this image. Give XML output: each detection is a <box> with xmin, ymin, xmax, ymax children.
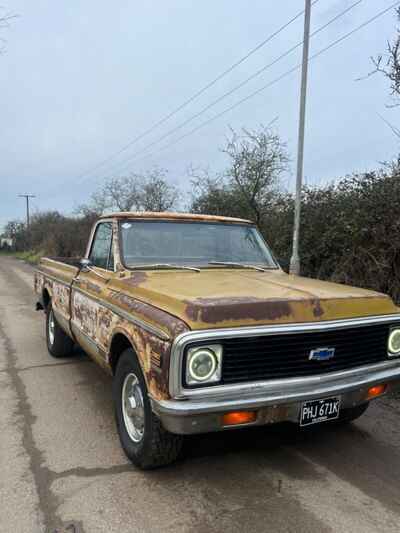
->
<box><xmin>107</xmin><ymin>1</ymin><xmax>398</xmax><ymax>171</ymax></box>
<box><xmin>76</xmin><ymin>2</ymin><xmax>320</xmax><ymax>181</ymax></box>
<box><xmin>377</xmin><ymin>112</ymin><xmax>400</xmax><ymax>138</ymax></box>
<box><xmin>97</xmin><ymin>0</ymin><xmax>364</xmax><ymax>179</ymax></box>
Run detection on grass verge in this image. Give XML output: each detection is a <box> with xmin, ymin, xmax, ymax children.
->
<box><xmin>0</xmin><ymin>250</ymin><xmax>44</xmax><ymax>265</ymax></box>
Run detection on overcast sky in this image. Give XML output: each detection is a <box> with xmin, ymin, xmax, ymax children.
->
<box><xmin>1</xmin><ymin>0</ymin><xmax>399</xmax><ymax>232</ymax></box>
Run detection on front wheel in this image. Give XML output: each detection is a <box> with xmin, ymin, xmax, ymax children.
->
<box><xmin>113</xmin><ymin>349</ymin><xmax>183</xmax><ymax>469</ymax></box>
<box><xmin>46</xmin><ymin>302</ymin><xmax>74</xmax><ymax>358</ymax></box>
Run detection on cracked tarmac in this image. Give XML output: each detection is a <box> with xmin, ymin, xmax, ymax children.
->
<box><xmin>1</xmin><ymin>255</ymin><xmax>400</xmax><ymax>532</ymax></box>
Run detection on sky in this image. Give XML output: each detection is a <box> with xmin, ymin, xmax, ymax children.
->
<box><xmin>1</xmin><ymin>0</ymin><xmax>400</xmax><ymax>232</ymax></box>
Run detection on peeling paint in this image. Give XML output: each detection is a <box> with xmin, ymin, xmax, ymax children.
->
<box><xmin>109</xmin><ymin>290</ymin><xmax>188</xmax><ymax>338</ymax></box>
<box><xmin>100</xmin><ymin>211</ymin><xmax>253</xmax><ymax>225</ymax></box>
<box><xmin>125</xmin><ymin>272</ymin><xmax>148</xmax><ymax>287</ymax></box>
<box><xmin>57</xmin><ymin>283</ymin><xmax>178</xmax><ymax>399</ymax></box>
<box><xmin>311</xmin><ymin>298</ymin><xmax>324</xmax><ymax>318</ymax></box>
<box><xmin>86</xmin><ymin>281</ymin><xmax>102</xmax><ymax>295</ymax></box>
<box><xmin>184</xmin><ymin>297</ymin><xmax>292</xmax><ymax>324</ymax></box>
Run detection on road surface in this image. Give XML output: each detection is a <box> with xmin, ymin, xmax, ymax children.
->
<box><xmin>1</xmin><ymin>255</ymin><xmax>400</xmax><ymax>533</ymax></box>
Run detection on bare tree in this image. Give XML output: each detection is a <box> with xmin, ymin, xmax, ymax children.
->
<box><xmin>77</xmin><ymin>168</ymin><xmax>179</xmax><ymax>215</ymax></box>
<box><xmin>104</xmin><ymin>175</ymin><xmax>142</xmax><ymax>211</ymax></box>
<box><xmin>223</xmin><ymin>126</ymin><xmax>289</xmax><ymax>225</ymax></box>
<box><xmin>373</xmin><ymin>7</ymin><xmax>400</xmax><ymax>104</ymax></box>
<box><xmin>188</xmin><ymin>165</ymin><xmax>236</xmax><ymax>216</ymax></box>
<box><xmin>0</xmin><ymin>7</ymin><xmax>17</xmax><ymax>55</ymax></box>
<box><xmin>189</xmin><ymin>126</ymin><xmax>289</xmax><ymax>225</ymax></box>
<box><xmin>141</xmin><ymin>172</ymin><xmax>179</xmax><ymax>211</ymax></box>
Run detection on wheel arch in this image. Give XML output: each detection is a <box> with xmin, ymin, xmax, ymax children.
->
<box><xmin>109</xmin><ymin>331</ymin><xmax>140</xmax><ymax>376</ymax></box>
<box><xmin>42</xmin><ymin>288</ymin><xmax>51</xmax><ymax>310</ymax></box>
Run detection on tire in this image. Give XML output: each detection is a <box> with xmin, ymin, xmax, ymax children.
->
<box><xmin>338</xmin><ymin>402</ymin><xmax>369</xmax><ymax>424</ymax></box>
<box><xmin>46</xmin><ymin>302</ymin><xmax>74</xmax><ymax>358</ymax></box>
<box><xmin>113</xmin><ymin>348</ymin><xmax>183</xmax><ymax>469</ymax></box>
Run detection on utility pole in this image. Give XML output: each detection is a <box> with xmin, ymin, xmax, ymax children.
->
<box><xmin>18</xmin><ymin>194</ymin><xmax>36</xmax><ymax>229</ymax></box>
<box><xmin>289</xmin><ymin>0</ymin><xmax>311</xmax><ymax>275</ymax></box>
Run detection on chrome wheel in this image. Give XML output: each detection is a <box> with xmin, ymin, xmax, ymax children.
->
<box><xmin>122</xmin><ymin>373</ymin><xmax>145</xmax><ymax>443</ymax></box>
<box><xmin>48</xmin><ymin>309</ymin><xmax>55</xmax><ymax>346</ymax></box>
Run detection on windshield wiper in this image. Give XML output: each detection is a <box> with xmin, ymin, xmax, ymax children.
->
<box><xmin>129</xmin><ymin>263</ymin><xmax>201</xmax><ymax>272</ymax></box>
<box><xmin>208</xmin><ymin>261</ymin><xmax>267</xmax><ymax>272</ymax></box>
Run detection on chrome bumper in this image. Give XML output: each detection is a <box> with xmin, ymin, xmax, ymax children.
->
<box><xmin>151</xmin><ymin>360</ymin><xmax>400</xmax><ymax>434</ymax></box>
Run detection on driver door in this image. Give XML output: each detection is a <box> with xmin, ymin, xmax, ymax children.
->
<box><xmin>71</xmin><ymin>221</ymin><xmax>114</xmax><ymax>364</ymax></box>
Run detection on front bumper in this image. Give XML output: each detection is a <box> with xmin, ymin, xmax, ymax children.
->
<box><xmin>151</xmin><ymin>360</ymin><xmax>400</xmax><ymax>434</ymax></box>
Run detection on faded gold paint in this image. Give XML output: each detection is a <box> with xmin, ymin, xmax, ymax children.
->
<box><xmin>34</xmin><ymin>213</ymin><xmax>400</xmax><ymax>403</ymax></box>
<box><xmin>111</xmin><ymin>269</ymin><xmax>399</xmax><ymax>330</ymax></box>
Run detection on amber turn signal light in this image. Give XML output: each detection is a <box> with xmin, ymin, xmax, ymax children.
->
<box><xmin>222</xmin><ymin>411</ymin><xmax>257</xmax><ymax>426</ymax></box>
<box><xmin>367</xmin><ymin>384</ymin><xmax>387</xmax><ymax>399</ymax></box>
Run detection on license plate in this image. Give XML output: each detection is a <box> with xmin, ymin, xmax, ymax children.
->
<box><xmin>300</xmin><ymin>396</ymin><xmax>341</xmax><ymax>426</ymax></box>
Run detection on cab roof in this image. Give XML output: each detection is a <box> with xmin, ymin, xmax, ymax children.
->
<box><xmin>99</xmin><ymin>211</ymin><xmax>253</xmax><ymax>225</ymax></box>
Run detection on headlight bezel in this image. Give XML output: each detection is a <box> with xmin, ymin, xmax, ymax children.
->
<box><xmin>184</xmin><ymin>344</ymin><xmax>223</xmax><ymax>387</ymax></box>
<box><xmin>388</xmin><ymin>328</ymin><xmax>400</xmax><ymax>357</ymax></box>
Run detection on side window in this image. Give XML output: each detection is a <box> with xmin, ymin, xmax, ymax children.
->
<box><xmin>89</xmin><ymin>223</ymin><xmax>114</xmax><ymax>270</ymax></box>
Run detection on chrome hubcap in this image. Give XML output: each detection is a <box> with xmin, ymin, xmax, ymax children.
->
<box><xmin>48</xmin><ymin>310</ymin><xmax>55</xmax><ymax>345</ymax></box>
<box><xmin>122</xmin><ymin>373</ymin><xmax>145</xmax><ymax>443</ymax></box>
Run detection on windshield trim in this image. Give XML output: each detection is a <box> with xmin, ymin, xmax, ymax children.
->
<box><xmin>118</xmin><ymin>219</ymin><xmax>280</xmax><ymax>271</ymax></box>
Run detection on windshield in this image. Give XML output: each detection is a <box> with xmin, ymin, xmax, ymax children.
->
<box><xmin>119</xmin><ymin>220</ymin><xmax>277</xmax><ymax>269</ymax></box>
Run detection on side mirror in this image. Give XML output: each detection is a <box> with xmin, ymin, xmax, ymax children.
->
<box><xmin>79</xmin><ymin>258</ymin><xmax>92</xmax><ymax>271</ymax></box>
<box><xmin>276</xmin><ymin>257</ymin><xmax>289</xmax><ymax>273</ymax></box>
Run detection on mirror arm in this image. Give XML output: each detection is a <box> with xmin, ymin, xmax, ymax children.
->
<box><xmin>87</xmin><ymin>265</ymin><xmax>110</xmax><ymax>281</ymax></box>
<box><xmin>78</xmin><ymin>258</ymin><xmax>110</xmax><ymax>282</ymax></box>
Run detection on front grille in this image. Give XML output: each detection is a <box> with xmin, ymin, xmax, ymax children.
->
<box><xmin>221</xmin><ymin>323</ymin><xmax>393</xmax><ymax>385</ymax></box>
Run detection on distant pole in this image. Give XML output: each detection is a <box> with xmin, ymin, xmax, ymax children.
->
<box><xmin>289</xmin><ymin>0</ymin><xmax>311</xmax><ymax>276</ymax></box>
<box><xmin>18</xmin><ymin>194</ymin><xmax>36</xmax><ymax>229</ymax></box>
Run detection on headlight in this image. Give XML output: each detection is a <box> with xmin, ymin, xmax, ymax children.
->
<box><xmin>388</xmin><ymin>329</ymin><xmax>400</xmax><ymax>356</ymax></box>
<box><xmin>185</xmin><ymin>345</ymin><xmax>223</xmax><ymax>386</ymax></box>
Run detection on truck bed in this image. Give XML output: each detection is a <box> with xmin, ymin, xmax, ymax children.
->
<box><xmin>37</xmin><ymin>257</ymin><xmax>81</xmax><ymax>283</ymax></box>
<box><xmin>45</xmin><ymin>256</ymin><xmax>82</xmax><ymax>268</ymax></box>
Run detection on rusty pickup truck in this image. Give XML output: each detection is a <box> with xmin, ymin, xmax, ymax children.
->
<box><xmin>34</xmin><ymin>212</ymin><xmax>400</xmax><ymax>468</ymax></box>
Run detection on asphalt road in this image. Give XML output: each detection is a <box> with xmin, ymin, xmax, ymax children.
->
<box><xmin>1</xmin><ymin>255</ymin><xmax>400</xmax><ymax>533</ymax></box>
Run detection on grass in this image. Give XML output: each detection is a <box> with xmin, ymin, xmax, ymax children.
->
<box><xmin>0</xmin><ymin>249</ymin><xmax>43</xmax><ymax>265</ymax></box>
<box><xmin>15</xmin><ymin>250</ymin><xmax>44</xmax><ymax>265</ymax></box>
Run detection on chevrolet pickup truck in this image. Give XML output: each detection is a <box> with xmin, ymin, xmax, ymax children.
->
<box><xmin>34</xmin><ymin>212</ymin><xmax>400</xmax><ymax>469</ymax></box>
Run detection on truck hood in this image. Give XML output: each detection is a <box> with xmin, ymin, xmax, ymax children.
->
<box><xmin>115</xmin><ymin>269</ymin><xmax>398</xmax><ymax>331</ymax></box>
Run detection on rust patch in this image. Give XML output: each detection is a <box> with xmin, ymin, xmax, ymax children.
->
<box><xmin>72</xmin><ymin>290</ymin><xmax>97</xmax><ymax>337</ymax></box>
<box><xmin>147</xmin><ymin>367</ymin><xmax>169</xmax><ymax>399</ymax></box>
<box><xmin>125</xmin><ymin>271</ymin><xmax>148</xmax><ymax>287</ymax></box>
<box><xmin>144</xmin><ymin>333</ymin><xmax>171</xmax><ymax>397</ymax></box>
<box><xmin>97</xmin><ymin>306</ymin><xmax>114</xmax><ymax>348</ymax></box>
<box><xmin>34</xmin><ymin>272</ymin><xmax>45</xmax><ymax>295</ymax></box>
<box><xmin>147</xmin><ymin>335</ymin><xmax>169</xmax><ymax>367</ymax></box>
<box><xmin>86</xmin><ymin>281</ymin><xmax>102</xmax><ymax>294</ymax></box>
<box><xmin>125</xmin><ymin>326</ymin><xmax>172</xmax><ymax>399</ymax></box>
<box><xmin>50</xmin><ymin>281</ymin><xmax>71</xmax><ymax>320</ymax></box>
<box><xmin>74</xmin><ymin>303</ymin><xmax>83</xmax><ymax>322</ymax></box>
<box><xmin>98</xmin><ymin>310</ymin><xmax>112</xmax><ymax>329</ymax></box>
<box><xmin>100</xmin><ymin>210</ymin><xmax>253</xmax><ymax>225</ymax></box>
<box><xmin>109</xmin><ymin>290</ymin><xmax>188</xmax><ymax>337</ymax></box>
<box><xmin>311</xmin><ymin>298</ymin><xmax>324</xmax><ymax>318</ymax></box>
<box><xmin>184</xmin><ymin>297</ymin><xmax>292</xmax><ymax>324</ymax></box>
